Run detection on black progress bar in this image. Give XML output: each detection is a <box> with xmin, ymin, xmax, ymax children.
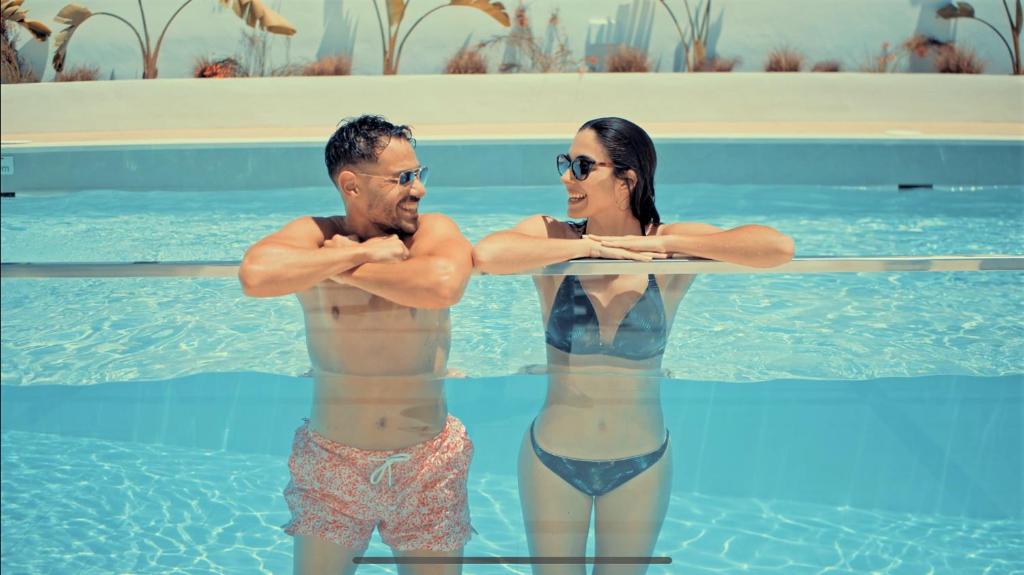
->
<box><xmin>354</xmin><ymin>556</ymin><xmax>672</xmax><ymax>565</ymax></box>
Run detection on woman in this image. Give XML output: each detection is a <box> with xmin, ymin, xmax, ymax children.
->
<box><xmin>473</xmin><ymin>117</ymin><xmax>794</xmax><ymax>573</ymax></box>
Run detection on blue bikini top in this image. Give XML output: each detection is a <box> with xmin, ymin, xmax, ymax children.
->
<box><xmin>543</xmin><ymin>222</ymin><xmax>668</xmax><ymax>361</ymax></box>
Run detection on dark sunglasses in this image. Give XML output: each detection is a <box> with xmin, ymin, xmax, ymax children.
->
<box><xmin>353</xmin><ymin>166</ymin><xmax>429</xmax><ymax>187</ymax></box>
<box><xmin>556</xmin><ymin>154</ymin><xmax>614</xmax><ymax>181</ymax></box>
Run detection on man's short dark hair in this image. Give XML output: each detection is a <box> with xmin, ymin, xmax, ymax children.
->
<box><xmin>325</xmin><ymin>115</ymin><xmax>414</xmax><ymax>184</ymax></box>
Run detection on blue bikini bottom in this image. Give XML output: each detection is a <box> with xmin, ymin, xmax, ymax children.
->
<box><xmin>530</xmin><ymin>420</ymin><xmax>669</xmax><ymax>497</ymax></box>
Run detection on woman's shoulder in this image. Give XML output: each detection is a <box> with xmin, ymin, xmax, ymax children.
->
<box><xmin>653</xmin><ymin>221</ymin><xmax>724</xmax><ymax>236</ymax></box>
<box><xmin>512</xmin><ymin>214</ymin><xmax>583</xmax><ymax>239</ymax></box>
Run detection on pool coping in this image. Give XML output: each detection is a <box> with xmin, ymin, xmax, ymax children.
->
<box><xmin>2</xmin><ymin>122</ymin><xmax>1022</xmax><ymax>150</ymax></box>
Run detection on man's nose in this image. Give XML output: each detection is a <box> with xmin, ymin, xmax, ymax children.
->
<box><xmin>409</xmin><ymin>179</ymin><xmax>426</xmax><ymax>198</ymax></box>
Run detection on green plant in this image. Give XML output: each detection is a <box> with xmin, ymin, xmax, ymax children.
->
<box><xmin>937</xmin><ymin>1</ymin><xmax>1021</xmax><ymax>74</ymax></box>
<box><xmin>657</xmin><ymin>0</ymin><xmax>713</xmax><ymax>71</ymax></box>
<box><xmin>51</xmin><ymin>0</ymin><xmax>296</xmax><ymax>79</ymax></box>
<box><xmin>371</xmin><ymin>0</ymin><xmax>510</xmax><ymax>75</ymax></box>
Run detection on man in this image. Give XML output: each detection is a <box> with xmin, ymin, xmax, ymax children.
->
<box><xmin>239</xmin><ymin>115</ymin><xmax>474</xmax><ymax>574</ymax></box>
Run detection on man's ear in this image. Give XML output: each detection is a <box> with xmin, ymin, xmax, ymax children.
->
<box><xmin>337</xmin><ymin>170</ymin><xmax>360</xmax><ymax>199</ymax></box>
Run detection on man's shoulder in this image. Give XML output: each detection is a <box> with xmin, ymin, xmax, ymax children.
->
<box><xmin>416</xmin><ymin>213</ymin><xmax>461</xmax><ymax>234</ymax></box>
<box><xmin>311</xmin><ymin>215</ymin><xmax>348</xmax><ymax>238</ymax></box>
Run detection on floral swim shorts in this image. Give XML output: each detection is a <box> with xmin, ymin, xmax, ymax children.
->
<box><xmin>282</xmin><ymin>414</ymin><xmax>473</xmax><ymax>552</ymax></box>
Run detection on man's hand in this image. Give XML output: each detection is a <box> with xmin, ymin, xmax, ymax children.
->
<box><xmin>361</xmin><ymin>235</ymin><xmax>410</xmax><ymax>263</ymax></box>
<box><xmin>322</xmin><ymin>234</ymin><xmax>361</xmax><ymax>249</ymax></box>
<box><xmin>322</xmin><ymin>234</ymin><xmax>409</xmax><ymax>263</ymax></box>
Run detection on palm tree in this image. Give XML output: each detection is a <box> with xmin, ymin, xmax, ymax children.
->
<box><xmin>937</xmin><ymin>0</ymin><xmax>1022</xmax><ymax>74</ymax></box>
<box><xmin>52</xmin><ymin>0</ymin><xmax>296</xmax><ymax>79</ymax></box>
<box><xmin>372</xmin><ymin>0</ymin><xmax>510</xmax><ymax>75</ymax></box>
<box><xmin>2</xmin><ymin>0</ymin><xmax>51</xmax><ymax>83</ymax></box>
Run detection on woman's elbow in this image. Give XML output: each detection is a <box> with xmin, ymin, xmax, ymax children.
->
<box><xmin>776</xmin><ymin>234</ymin><xmax>795</xmax><ymax>263</ymax></box>
<box><xmin>472</xmin><ymin>242</ymin><xmax>501</xmax><ymax>274</ymax></box>
<box><xmin>473</xmin><ymin>236</ymin><xmax>523</xmax><ymax>275</ymax></box>
<box><xmin>473</xmin><ymin>239</ymin><xmax>497</xmax><ymax>270</ymax></box>
<box><xmin>762</xmin><ymin>233</ymin><xmax>795</xmax><ymax>267</ymax></box>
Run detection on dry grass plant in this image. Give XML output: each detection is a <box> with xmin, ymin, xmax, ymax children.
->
<box><xmin>193</xmin><ymin>56</ymin><xmax>244</xmax><ymax>78</ymax></box>
<box><xmin>444</xmin><ymin>46</ymin><xmax>488</xmax><ymax>74</ymax></box>
<box><xmin>55</xmin><ymin>63</ymin><xmax>100</xmax><ymax>81</ymax></box>
<box><xmin>811</xmin><ymin>60</ymin><xmax>841</xmax><ymax>72</ymax></box>
<box><xmin>765</xmin><ymin>47</ymin><xmax>804</xmax><ymax>71</ymax></box>
<box><xmin>606</xmin><ymin>44</ymin><xmax>650</xmax><ymax>72</ymax></box>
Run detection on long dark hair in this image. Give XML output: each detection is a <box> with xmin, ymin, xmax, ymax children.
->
<box><xmin>579</xmin><ymin>117</ymin><xmax>660</xmax><ymax>234</ymax></box>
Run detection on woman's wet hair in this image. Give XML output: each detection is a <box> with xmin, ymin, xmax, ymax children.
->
<box><xmin>325</xmin><ymin>115</ymin><xmax>414</xmax><ymax>183</ymax></box>
<box><xmin>579</xmin><ymin>117</ymin><xmax>660</xmax><ymax>233</ymax></box>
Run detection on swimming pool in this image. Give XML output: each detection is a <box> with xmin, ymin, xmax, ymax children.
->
<box><xmin>2</xmin><ymin>158</ymin><xmax>1023</xmax><ymax>571</ymax></box>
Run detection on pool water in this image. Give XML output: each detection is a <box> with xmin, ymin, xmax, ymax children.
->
<box><xmin>2</xmin><ymin>185</ymin><xmax>1021</xmax><ymax>385</ymax></box>
<box><xmin>2</xmin><ymin>184</ymin><xmax>1023</xmax><ymax>573</ymax></box>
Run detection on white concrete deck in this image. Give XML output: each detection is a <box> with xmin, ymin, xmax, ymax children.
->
<box><xmin>2</xmin><ymin>74</ymin><xmax>1022</xmax><ymax>147</ymax></box>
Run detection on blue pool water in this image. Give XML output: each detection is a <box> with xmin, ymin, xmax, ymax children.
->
<box><xmin>2</xmin><ymin>183</ymin><xmax>1023</xmax><ymax>573</ymax></box>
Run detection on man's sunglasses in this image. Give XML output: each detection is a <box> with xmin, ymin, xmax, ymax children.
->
<box><xmin>556</xmin><ymin>154</ymin><xmax>614</xmax><ymax>181</ymax></box>
<box><xmin>352</xmin><ymin>166</ymin><xmax>430</xmax><ymax>187</ymax></box>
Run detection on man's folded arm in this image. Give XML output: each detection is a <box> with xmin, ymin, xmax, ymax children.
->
<box><xmin>239</xmin><ymin>216</ymin><xmax>369</xmax><ymax>298</ymax></box>
<box><xmin>338</xmin><ymin>214</ymin><xmax>473</xmax><ymax>309</ymax></box>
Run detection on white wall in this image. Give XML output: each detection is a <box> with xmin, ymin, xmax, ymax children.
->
<box><xmin>8</xmin><ymin>0</ymin><xmax>1019</xmax><ymax>80</ymax></box>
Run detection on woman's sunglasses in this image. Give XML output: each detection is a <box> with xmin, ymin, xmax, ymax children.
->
<box><xmin>556</xmin><ymin>154</ymin><xmax>614</xmax><ymax>181</ymax></box>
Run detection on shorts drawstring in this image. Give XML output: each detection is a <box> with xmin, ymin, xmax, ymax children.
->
<box><xmin>368</xmin><ymin>453</ymin><xmax>412</xmax><ymax>488</ymax></box>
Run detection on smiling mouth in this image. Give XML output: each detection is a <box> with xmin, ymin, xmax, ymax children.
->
<box><xmin>568</xmin><ymin>193</ymin><xmax>587</xmax><ymax>204</ymax></box>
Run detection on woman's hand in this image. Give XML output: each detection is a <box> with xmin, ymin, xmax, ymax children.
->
<box><xmin>584</xmin><ymin>234</ymin><xmax>679</xmax><ymax>256</ymax></box>
<box><xmin>582</xmin><ymin>236</ymin><xmax>668</xmax><ymax>261</ymax></box>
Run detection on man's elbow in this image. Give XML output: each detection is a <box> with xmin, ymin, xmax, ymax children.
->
<box><xmin>239</xmin><ymin>254</ymin><xmax>273</xmax><ymax>297</ymax></box>
<box><xmin>429</xmin><ymin>260</ymin><xmax>470</xmax><ymax>308</ymax></box>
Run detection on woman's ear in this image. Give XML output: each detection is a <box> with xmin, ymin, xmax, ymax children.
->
<box><xmin>618</xmin><ymin>169</ymin><xmax>638</xmax><ymax>195</ymax></box>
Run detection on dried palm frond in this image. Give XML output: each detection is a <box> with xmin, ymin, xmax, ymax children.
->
<box><xmin>51</xmin><ymin>4</ymin><xmax>94</xmax><ymax>72</ymax></box>
<box><xmin>218</xmin><ymin>0</ymin><xmax>295</xmax><ymax>36</ymax></box>
<box><xmin>2</xmin><ymin>0</ymin><xmax>52</xmax><ymax>41</ymax></box>
<box><xmin>450</xmin><ymin>0</ymin><xmax>511</xmax><ymax>27</ymax></box>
